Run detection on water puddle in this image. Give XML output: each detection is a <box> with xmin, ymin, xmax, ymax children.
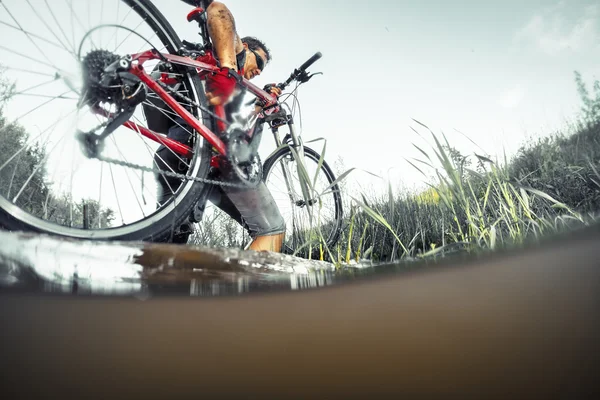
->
<box><xmin>0</xmin><ymin>230</ymin><xmax>387</xmax><ymax>298</ymax></box>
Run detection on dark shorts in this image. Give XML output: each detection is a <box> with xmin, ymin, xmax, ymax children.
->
<box><xmin>154</xmin><ymin>119</ymin><xmax>285</xmax><ymax>238</ymax></box>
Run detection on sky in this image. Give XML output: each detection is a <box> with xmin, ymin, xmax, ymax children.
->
<box><xmin>0</xmin><ymin>0</ymin><xmax>599</xmax><ymax>227</ymax></box>
<box><xmin>156</xmin><ymin>0</ymin><xmax>600</xmax><ymax>193</ymax></box>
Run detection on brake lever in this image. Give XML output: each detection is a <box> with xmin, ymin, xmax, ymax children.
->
<box><xmin>297</xmin><ymin>71</ymin><xmax>323</xmax><ymax>84</ymax></box>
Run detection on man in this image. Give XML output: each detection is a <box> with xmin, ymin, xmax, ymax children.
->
<box><xmin>153</xmin><ymin>1</ymin><xmax>286</xmax><ymax>252</ymax></box>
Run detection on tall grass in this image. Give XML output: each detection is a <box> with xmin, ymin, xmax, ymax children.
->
<box><xmin>331</xmin><ymin>119</ymin><xmax>599</xmax><ymax>265</ymax></box>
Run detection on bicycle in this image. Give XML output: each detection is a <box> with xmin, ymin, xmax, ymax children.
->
<box><xmin>0</xmin><ymin>0</ymin><xmax>343</xmax><ymax>255</ymax></box>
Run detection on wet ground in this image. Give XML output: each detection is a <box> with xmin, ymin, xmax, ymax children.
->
<box><xmin>0</xmin><ymin>230</ymin><xmax>410</xmax><ymax>298</ymax></box>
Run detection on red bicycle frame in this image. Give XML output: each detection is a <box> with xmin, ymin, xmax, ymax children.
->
<box><xmin>103</xmin><ymin>49</ymin><xmax>279</xmax><ymax>167</ymax></box>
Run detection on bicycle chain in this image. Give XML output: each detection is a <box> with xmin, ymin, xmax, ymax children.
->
<box><xmin>94</xmin><ymin>153</ymin><xmax>248</xmax><ymax>188</ymax></box>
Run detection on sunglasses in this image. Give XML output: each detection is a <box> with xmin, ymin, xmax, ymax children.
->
<box><xmin>249</xmin><ymin>49</ymin><xmax>266</xmax><ymax>71</ymax></box>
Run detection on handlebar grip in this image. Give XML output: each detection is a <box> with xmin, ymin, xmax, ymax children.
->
<box><xmin>276</xmin><ymin>52</ymin><xmax>323</xmax><ymax>90</ymax></box>
<box><xmin>299</xmin><ymin>52</ymin><xmax>322</xmax><ymax>71</ymax></box>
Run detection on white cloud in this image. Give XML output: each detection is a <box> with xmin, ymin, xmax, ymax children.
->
<box><xmin>514</xmin><ymin>2</ymin><xmax>600</xmax><ymax>55</ymax></box>
<box><xmin>498</xmin><ymin>84</ymin><xmax>525</xmax><ymax>109</ymax></box>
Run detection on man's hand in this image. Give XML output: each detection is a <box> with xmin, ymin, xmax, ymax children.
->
<box><xmin>264</xmin><ymin>83</ymin><xmax>282</xmax><ymax>98</ymax></box>
<box><xmin>205</xmin><ymin>67</ymin><xmax>241</xmax><ymax>106</ymax></box>
<box><xmin>253</xmin><ymin>84</ymin><xmax>283</xmax><ymax>115</ymax></box>
<box><xmin>254</xmin><ymin>83</ymin><xmax>282</xmax><ymax>107</ymax></box>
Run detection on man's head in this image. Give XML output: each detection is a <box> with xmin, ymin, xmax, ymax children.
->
<box><xmin>240</xmin><ymin>36</ymin><xmax>271</xmax><ymax>80</ymax></box>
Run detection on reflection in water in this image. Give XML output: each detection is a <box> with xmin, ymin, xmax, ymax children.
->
<box><xmin>0</xmin><ymin>231</ymin><xmax>379</xmax><ymax>298</ymax></box>
<box><xmin>290</xmin><ymin>270</ymin><xmax>335</xmax><ymax>291</ymax></box>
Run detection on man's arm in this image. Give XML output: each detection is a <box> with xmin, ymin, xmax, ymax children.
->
<box><xmin>206</xmin><ymin>1</ymin><xmax>243</xmax><ymax>71</ymax></box>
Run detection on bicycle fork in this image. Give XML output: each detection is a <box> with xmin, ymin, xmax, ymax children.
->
<box><xmin>270</xmin><ymin>116</ymin><xmax>316</xmax><ymax>223</ymax></box>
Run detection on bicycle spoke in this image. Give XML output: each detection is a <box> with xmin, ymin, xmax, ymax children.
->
<box><xmin>140</xmin><ymin>100</ymin><xmax>195</xmax><ymax>168</ymax></box>
<box><xmin>69</xmin><ymin>0</ymin><xmax>77</xmax><ymax>56</ymax></box>
<box><xmin>11</xmin><ymin>93</ymin><xmax>79</xmax><ymax>100</ymax></box>
<box><xmin>11</xmin><ymin>78</ymin><xmax>61</xmax><ymax>97</ymax></box>
<box><xmin>108</xmin><ymin>135</ymin><xmax>147</xmax><ymax>219</ymax></box>
<box><xmin>43</xmin><ymin>0</ymin><xmax>77</xmax><ymax>56</ymax></box>
<box><xmin>136</xmin><ymin>32</ymin><xmax>159</xmax><ymax>54</ymax></box>
<box><xmin>41</xmin><ymin>124</ymin><xmax>73</xmax><ymax>220</ymax></box>
<box><xmin>0</xmin><ymin>20</ymin><xmax>75</xmax><ymax>59</ymax></box>
<box><xmin>147</xmin><ymin>86</ymin><xmax>191</xmax><ymax>96</ymax></box>
<box><xmin>104</xmin><ymin>2</ymin><xmax>133</xmax><ymax>50</ymax></box>
<box><xmin>125</xmin><ymin>118</ymin><xmax>164</xmax><ymax>208</ymax></box>
<box><xmin>96</xmin><ymin>162</ymin><xmax>104</xmax><ymax>228</ymax></box>
<box><xmin>142</xmin><ymin>98</ymin><xmax>182</xmax><ymax>117</ymax></box>
<box><xmin>114</xmin><ymin>0</ymin><xmax>121</xmax><ymax>49</ymax></box>
<box><xmin>0</xmin><ymin>3</ymin><xmax>67</xmax><ymax>72</ymax></box>
<box><xmin>68</xmin><ymin>135</ymin><xmax>75</xmax><ymax>227</ymax></box>
<box><xmin>0</xmin><ymin>44</ymin><xmax>57</xmax><ymax>71</ymax></box>
<box><xmin>88</xmin><ymin>111</ymin><xmax>159</xmax><ymax>213</ymax></box>
<box><xmin>24</xmin><ymin>0</ymin><xmax>77</xmax><ymax>59</ymax></box>
<box><xmin>108</xmin><ymin>162</ymin><xmax>125</xmax><ymax>225</ymax></box>
<box><xmin>141</xmin><ymin>100</ymin><xmax>195</xmax><ymax>136</ymax></box>
<box><xmin>71</xmin><ymin>0</ymin><xmax>101</xmax><ymax>51</ymax></box>
<box><xmin>130</xmin><ymin>113</ymin><xmax>180</xmax><ymax>202</ymax></box>
<box><xmin>100</xmin><ymin>1</ymin><xmax>105</xmax><ymax>35</ymax></box>
<box><xmin>114</xmin><ymin>18</ymin><xmax>147</xmax><ymax>53</ymax></box>
<box><xmin>113</xmin><ymin>120</ymin><xmax>163</xmax><ymax>208</ymax></box>
<box><xmin>0</xmin><ymin>66</ymin><xmax>56</xmax><ymax>78</ymax></box>
<box><xmin>89</xmin><ymin>109</ymin><xmax>153</xmax><ymax>219</ymax></box>
<box><xmin>0</xmin><ymin>90</ymin><xmax>75</xmax><ymax>137</ymax></box>
<box><xmin>95</xmin><ymin>0</ymin><xmax>106</xmax><ymax>49</ymax></box>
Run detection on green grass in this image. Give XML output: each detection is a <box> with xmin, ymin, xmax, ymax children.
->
<box><xmin>329</xmin><ymin>118</ymin><xmax>600</xmax><ymax>266</ymax></box>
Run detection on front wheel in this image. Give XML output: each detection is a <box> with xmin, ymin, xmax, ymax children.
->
<box><xmin>263</xmin><ymin>146</ymin><xmax>344</xmax><ymax>257</ymax></box>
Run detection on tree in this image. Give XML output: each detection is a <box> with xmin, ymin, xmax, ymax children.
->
<box><xmin>573</xmin><ymin>70</ymin><xmax>600</xmax><ymax>125</ymax></box>
<box><xmin>0</xmin><ymin>70</ymin><xmax>51</xmax><ymax>216</ymax></box>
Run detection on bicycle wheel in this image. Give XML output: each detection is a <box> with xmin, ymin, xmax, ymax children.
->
<box><xmin>0</xmin><ymin>0</ymin><xmax>213</xmax><ymax>242</ymax></box>
<box><xmin>263</xmin><ymin>145</ymin><xmax>344</xmax><ymax>257</ymax></box>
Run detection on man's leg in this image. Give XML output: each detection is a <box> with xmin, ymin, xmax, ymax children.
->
<box><xmin>211</xmin><ymin>193</ymin><xmax>285</xmax><ymax>252</ymax></box>
<box><xmin>205</xmin><ymin>168</ymin><xmax>286</xmax><ymax>252</ymax></box>
<box><xmin>153</xmin><ymin>118</ymin><xmax>196</xmax><ymax>243</ymax></box>
<box><xmin>248</xmin><ymin>232</ymin><xmax>285</xmax><ymax>252</ymax></box>
<box><xmin>220</xmin><ymin>182</ymin><xmax>286</xmax><ymax>252</ymax></box>
<box><xmin>154</xmin><ymin>117</ymin><xmax>194</xmax><ymax>206</ymax></box>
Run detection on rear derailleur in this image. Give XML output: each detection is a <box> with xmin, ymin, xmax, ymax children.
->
<box><xmin>76</xmin><ymin>53</ymin><xmax>147</xmax><ymax>159</ymax></box>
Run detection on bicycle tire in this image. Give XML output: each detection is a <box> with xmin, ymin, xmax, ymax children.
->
<box><xmin>262</xmin><ymin>145</ymin><xmax>344</xmax><ymax>256</ymax></box>
<box><xmin>0</xmin><ymin>0</ymin><xmax>213</xmax><ymax>242</ymax></box>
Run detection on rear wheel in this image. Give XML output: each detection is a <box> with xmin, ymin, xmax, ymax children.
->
<box><xmin>0</xmin><ymin>0</ymin><xmax>213</xmax><ymax>241</ymax></box>
<box><xmin>263</xmin><ymin>146</ymin><xmax>344</xmax><ymax>257</ymax></box>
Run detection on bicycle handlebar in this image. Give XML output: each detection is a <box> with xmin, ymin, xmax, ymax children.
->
<box><xmin>277</xmin><ymin>51</ymin><xmax>322</xmax><ymax>90</ymax></box>
<box><xmin>245</xmin><ymin>51</ymin><xmax>322</xmax><ymax>107</ymax></box>
<box><xmin>299</xmin><ymin>51</ymin><xmax>322</xmax><ymax>71</ymax></box>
